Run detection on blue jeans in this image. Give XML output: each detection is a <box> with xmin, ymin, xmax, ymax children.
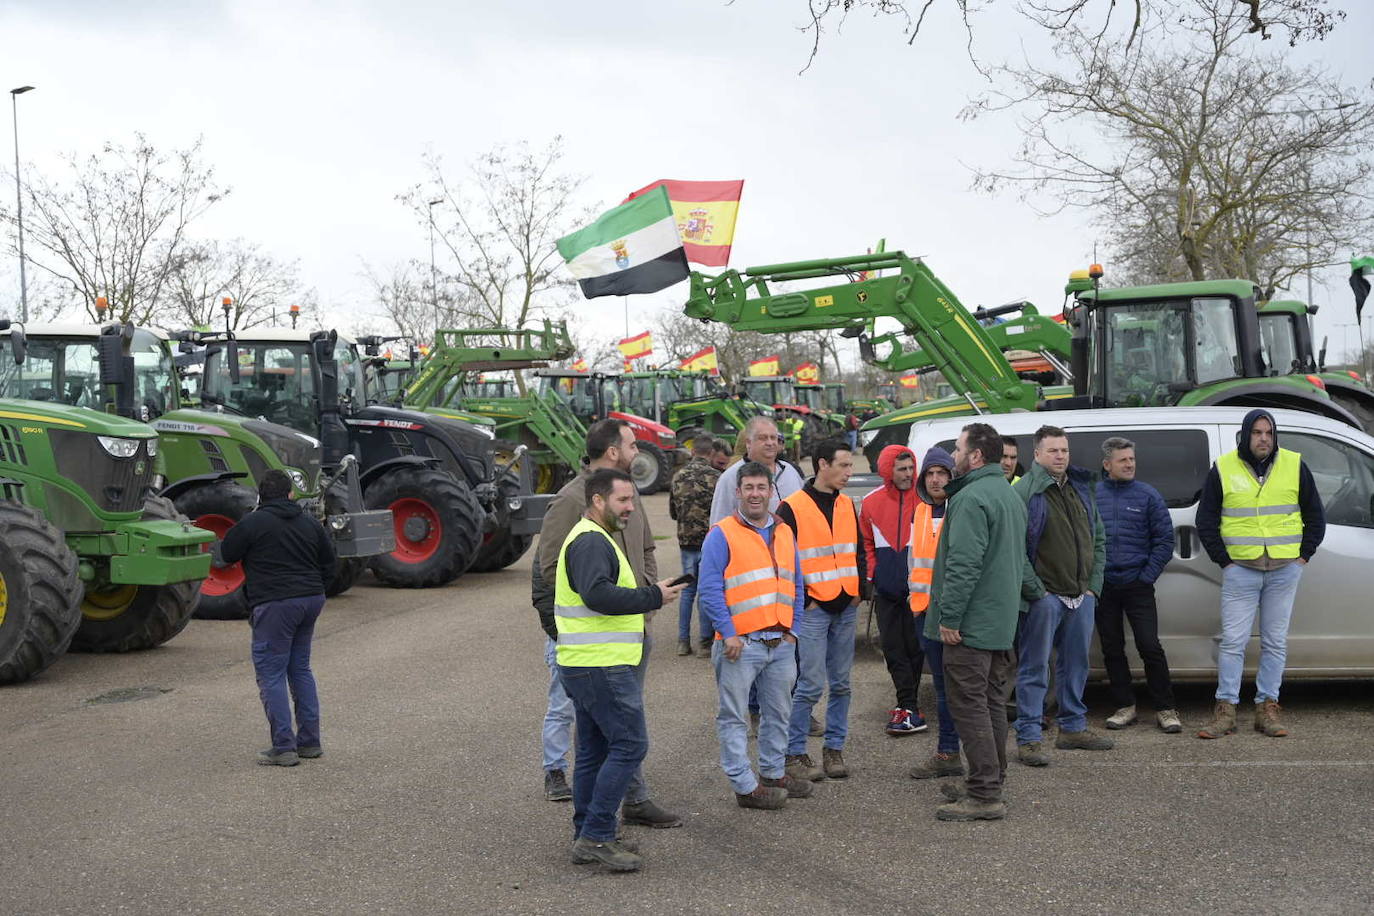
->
<box><xmin>1015</xmin><ymin>593</ymin><xmax>1096</xmax><ymax>743</ymax></box>
<box><xmin>788</xmin><ymin>604</ymin><xmax>858</xmax><ymax>754</ymax></box>
<box><xmin>677</xmin><ymin>549</ymin><xmax>710</xmax><ymax>641</ymax></box>
<box><xmin>917</xmin><ymin>615</ymin><xmax>961</xmax><ymax>755</ymax></box>
<box><xmin>250</xmin><ymin>594</ymin><xmax>325</xmax><ymax>754</ymax></box>
<box><xmin>557</xmin><ymin>664</ymin><xmax>649</xmax><ymax>842</ymax></box>
<box><xmin>544</xmin><ymin>637</ymin><xmax>649</xmax><ymax>804</ymax></box>
<box><xmin>542</xmin><ymin>637</ymin><xmax>574</xmax><ymax>771</ymax></box>
<box><xmin>1217</xmin><ymin>562</ymin><xmax>1303</xmax><ymax>704</ymax></box>
<box><xmin>713</xmin><ymin>637</ymin><xmax>797</xmax><ymax>794</ymax></box>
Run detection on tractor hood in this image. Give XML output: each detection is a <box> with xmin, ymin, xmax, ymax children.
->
<box><xmin>0</xmin><ymin>399</ymin><xmax>158</xmax><ymax>439</ymax></box>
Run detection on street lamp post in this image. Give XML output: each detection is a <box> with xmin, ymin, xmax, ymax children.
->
<box><xmin>10</xmin><ymin>85</ymin><xmax>34</xmax><ymax>323</ymax></box>
<box><xmin>427</xmin><ymin>198</ymin><xmax>443</xmax><ymax>338</ymax></box>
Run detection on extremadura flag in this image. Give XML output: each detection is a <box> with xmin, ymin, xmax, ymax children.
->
<box><xmin>557</xmin><ymin>186</ymin><xmax>689</xmax><ymax>298</ymax></box>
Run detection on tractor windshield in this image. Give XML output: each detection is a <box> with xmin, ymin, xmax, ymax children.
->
<box><xmin>798</xmin><ymin>387</ymin><xmax>824</xmax><ymax>411</ymax></box>
<box><xmin>1091</xmin><ymin>297</ymin><xmax>1239</xmax><ymax>407</ymax></box>
<box><xmin>824</xmin><ymin>386</ymin><xmax>846</xmax><ymax>413</ymax></box>
<box><xmin>204</xmin><ymin>340</ymin><xmax>319</xmax><ymax>431</ymax></box>
<box><xmin>0</xmin><ymin>328</ymin><xmax>176</xmax><ymax>419</ymax></box>
<box><xmin>1258</xmin><ymin>312</ymin><xmax>1301</xmax><ymax>375</ymax></box>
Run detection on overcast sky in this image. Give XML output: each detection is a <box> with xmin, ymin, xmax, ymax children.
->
<box><xmin>3</xmin><ymin>1</ymin><xmax>1373</xmax><ymax>363</ymax></box>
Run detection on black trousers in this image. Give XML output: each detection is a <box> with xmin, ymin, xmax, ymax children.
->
<box><xmin>874</xmin><ymin>591</ymin><xmax>925</xmax><ymax>711</ymax></box>
<box><xmin>1095</xmin><ymin>581</ymin><xmax>1175</xmax><ymax>710</ymax></box>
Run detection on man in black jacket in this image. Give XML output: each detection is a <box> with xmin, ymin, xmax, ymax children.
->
<box><xmin>220</xmin><ymin>469</ymin><xmax>337</xmax><ymax>767</ymax></box>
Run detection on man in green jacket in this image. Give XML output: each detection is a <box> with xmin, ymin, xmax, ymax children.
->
<box><xmin>923</xmin><ymin>422</ymin><xmax>1030</xmax><ymax>822</ymax></box>
<box><xmin>1011</xmin><ymin>425</ymin><xmax>1113</xmax><ymax>768</ymax></box>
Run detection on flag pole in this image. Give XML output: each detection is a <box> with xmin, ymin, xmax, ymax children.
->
<box><xmin>623</xmin><ymin>296</ymin><xmax>629</xmax><ymax>338</ymax></box>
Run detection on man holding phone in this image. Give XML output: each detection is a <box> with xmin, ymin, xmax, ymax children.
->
<box><xmin>698</xmin><ymin>461</ymin><xmax>809</xmax><ymax>810</ymax></box>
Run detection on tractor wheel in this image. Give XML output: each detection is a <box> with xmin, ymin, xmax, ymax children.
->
<box><xmin>175</xmin><ymin>481</ymin><xmax>257</xmax><ymax>620</ymax></box>
<box><xmin>630</xmin><ymin>442</ymin><xmax>672</xmax><ymax>495</ymax></box>
<box><xmin>1331</xmin><ymin>391</ymin><xmax>1374</xmax><ymax>435</ymax></box>
<box><xmin>675</xmin><ymin>426</ymin><xmax>705</xmax><ymax>453</ymax></box>
<box><xmin>366</xmin><ymin>466</ymin><xmax>484</xmax><ymax>588</ymax></box>
<box><xmin>468</xmin><ymin>467</ymin><xmax>534</xmax><ymax>573</ymax></box>
<box><xmin>0</xmin><ymin>501</ymin><xmax>82</xmax><ymax>684</ymax></box>
<box><xmin>71</xmin><ymin>496</ymin><xmax>202</xmax><ymax>652</ymax></box>
<box><xmin>799</xmin><ymin>415</ymin><xmax>829</xmax><ymax>465</ymax></box>
<box><xmin>534</xmin><ymin>461</ymin><xmax>573</xmax><ymax>495</ymax></box>
<box><xmin>325</xmin><ymin>557</ymin><xmax>368</xmax><ymax>597</ymax></box>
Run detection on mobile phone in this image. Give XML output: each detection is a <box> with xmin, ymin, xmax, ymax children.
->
<box><xmin>668</xmin><ymin>573</ymin><xmax>696</xmax><ymax>587</ymax></box>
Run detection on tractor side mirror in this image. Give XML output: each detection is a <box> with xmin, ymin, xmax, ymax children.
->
<box><xmin>225</xmin><ymin>336</ymin><xmax>242</xmax><ymax>384</ymax></box>
<box><xmin>97</xmin><ymin>329</ymin><xmax>123</xmax><ymax>385</ymax></box>
<box><xmin>8</xmin><ymin>327</ymin><xmax>26</xmax><ymax>366</ymax></box>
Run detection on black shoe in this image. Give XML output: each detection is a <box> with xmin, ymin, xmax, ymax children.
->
<box><xmin>622</xmin><ymin>798</ymin><xmax>683</xmax><ymax>828</ymax></box>
<box><xmin>297</xmin><ymin>746</ymin><xmax>323</xmax><ymax>759</ymax></box>
<box><xmin>569</xmin><ymin>837</ymin><xmax>641</xmax><ymax>871</ymax></box>
<box><xmin>544</xmin><ymin>768</ymin><xmax>572</xmax><ymax>802</ymax></box>
<box><xmin>257</xmin><ymin>749</ymin><xmax>300</xmax><ymax>767</ymax></box>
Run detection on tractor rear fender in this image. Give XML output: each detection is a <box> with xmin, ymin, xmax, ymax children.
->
<box><xmin>159</xmin><ymin>471</ymin><xmax>249</xmax><ymax>502</ymax></box>
<box><xmin>1199</xmin><ymin>385</ymin><xmax>1362</xmax><ymax>430</ymax></box>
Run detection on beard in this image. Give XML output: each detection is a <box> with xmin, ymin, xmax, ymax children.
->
<box><xmin>602</xmin><ymin>508</ymin><xmax>628</xmax><ymax>531</ymax></box>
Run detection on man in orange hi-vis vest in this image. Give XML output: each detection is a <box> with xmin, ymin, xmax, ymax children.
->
<box><xmin>698</xmin><ymin>461</ymin><xmax>809</xmax><ymax>810</ymax></box>
<box><xmin>778</xmin><ymin>439</ymin><xmax>866</xmax><ymax>784</ymax></box>
<box><xmin>905</xmin><ymin>446</ymin><xmax>968</xmax><ymax>782</ymax></box>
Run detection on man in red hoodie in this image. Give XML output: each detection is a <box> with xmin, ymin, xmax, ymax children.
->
<box><xmin>859</xmin><ymin>445</ymin><xmax>928</xmax><ymax>736</ymax></box>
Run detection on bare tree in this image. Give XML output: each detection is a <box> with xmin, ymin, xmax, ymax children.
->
<box><xmin>967</xmin><ymin>1</ymin><xmax>1374</xmax><ymax>296</ymax></box>
<box><xmin>360</xmin><ymin>258</ymin><xmax>483</xmax><ymax>344</ymax></box>
<box><xmin>163</xmin><ymin>239</ymin><xmax>315</xmax><ymax>331</ymax></box>
<box><xmin>793</xmin><ymin>0</ymin><xmax>1344</xmax><ymax>72</ymax></box>
<box><xmin>399</xmin><ymin>138</ymin><xmax>585</xmax><ymax>332</ymax></box>
<box><xmin>0</xmin><ymin>135</ymin><xmax>226</xmax><ymax>322</ymax></box>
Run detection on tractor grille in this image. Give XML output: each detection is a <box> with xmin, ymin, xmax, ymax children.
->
<box><xmin>50</xmin><ymin>430</ymin><xmax>156</xmax><ymax>514</ymax></box>
<box><xmin>200</xmin><ymin>437</ymin><xmax>231</xmax><ymax>472</ymax></box>
<box><xmin>0</xmin><ymin>424</ymin><xmax>27</xmax><ymax>466</ymax></box>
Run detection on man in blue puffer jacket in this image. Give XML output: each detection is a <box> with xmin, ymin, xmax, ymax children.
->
<box><xmin>1094</xmin><ymin>436</ymin><xmax>1181</xmax><ymax>734</ymax></box>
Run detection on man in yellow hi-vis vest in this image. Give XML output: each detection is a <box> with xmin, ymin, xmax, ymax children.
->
<box><xmin>1195</xmin><ymin>410</ymin><xmax>1325</xmax><ymax>740</ymax></box>
<box><xmin>555</xmin><ymin>468</ymin><xmax>685</xmax><ymax>872</ymax></box>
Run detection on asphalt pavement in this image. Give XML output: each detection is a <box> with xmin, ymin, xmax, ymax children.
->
<box><xmin>2</xmin><ymin>491</ymin><xmax>1371</xmax><ymax>915</ymax></box>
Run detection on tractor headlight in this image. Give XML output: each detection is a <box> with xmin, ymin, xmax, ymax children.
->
<box><xmin>97</xmin><ymin>436</ymin><xmax>142</xmax><ymax>459</ymax></box>
<box><xmin>144</xmin><ymin>438</ymin><xmax>159</xmax><ymax>458</ymax></box>
<box><xmin>287</xmin><ymin>468</ymin><xmax>309</xmax><ymax>493</ymax></box>
<box><xmin>329</xmin><ymin>514</ymin><xmax>351</xmax><ymax>532</ymax></box>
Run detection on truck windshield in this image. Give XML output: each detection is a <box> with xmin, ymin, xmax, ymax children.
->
<box><xmin>1258</xmin><ymin>313</ymin><xmax>1301</xmax><ymax>374</ymax></box>
<box><xmin>0</xmin><ymin>329</ymin><xmax>176</xmax><ymax>419</ymax></box>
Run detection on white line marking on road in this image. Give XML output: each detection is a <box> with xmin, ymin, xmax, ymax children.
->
<box><xmin>1060</xmin><ymin>760</ymin><xmax>1374</xmax><ymax>768</ymax></box>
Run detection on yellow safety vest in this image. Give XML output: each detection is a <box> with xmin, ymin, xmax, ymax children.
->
<box><xmin>1218</xmin><ymin>448</ymin><xmax>1303</xmax><ymax>561</ymax></box>
<box><xmin>554</xmin><ymin>517</ymin><xmax>644</xmax><ymax>667</ymax></box>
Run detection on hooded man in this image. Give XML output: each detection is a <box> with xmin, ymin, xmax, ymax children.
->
<box><xmin>859</xmin><ymin>444</ymin><xmax>930</xmax><ymax>736</ymax></box>
<box><xmin>1195</xmin><ymin>409</ymin><xmax>1325</xmax><ymax>739</ymax></box>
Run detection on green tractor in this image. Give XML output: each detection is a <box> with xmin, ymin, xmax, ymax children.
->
<box><xmin>740</xmin><ymin>374</ymin><xmax>835</xmax><ymax>456</ymax></box>
<box><xmin>618</xmin><ymin>368</ymin><xmax>803</xmax><ymax>458</ymax></box>
<box><xmin>683</xmin><ymin>250</ymin><xmax>1357</xmax><ymax>465</ymax></box>
<box><xmin>402</xmin><ymin>321</ymin><xmax>587</xmax><ymax>495</ymax></box>
<box><xmin>7</xmin><ymin>321</ymin><xmax>394</xmax><ymax>620</ymax></box>
<box><xmin>1255</xmin><ymin>298</ymin><xmax>1374</xmax><ymax>431</ymax></box>
<box><xmin>199</xmin><ymin>327</ymin><xmax>541</xmax><ymax>585</ymax></box>
<box><xmin>0</xmin><ymin>320</ymin><xmax>213</xmax><ymax>684</ymax></box>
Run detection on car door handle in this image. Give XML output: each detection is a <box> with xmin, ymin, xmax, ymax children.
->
<box><xmin>1175</xmin><ymin>526</ymin><xmax>1195</xmax><ymax>559</ymax></box>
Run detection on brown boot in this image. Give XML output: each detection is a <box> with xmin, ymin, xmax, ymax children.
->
<box><xmin>761</xmin><ymin>774</ymin><xmax>814</xmax><ymax>798</ymax></box>
<box><xmin>785</xmin><ymin>753</ymin><xmax>825</xmax><ymax>782</ymax></box>
<box><xmin>1197</xmin><ymin>701</ymin><xmax>1237</xmax><ymax>739</ymax></box>
<box><xmin>1254</xmin><ymin>700</ymin><xmax>1289</xmax><ymax>737</ymax></box>
<box><xmin>735</xmin><ymin>783</ymin><xmax>788</xmax><ymax>810</ymax></box>
<box><xmin>822</xmin><ymin>747</ymin><xmax>849</xmax><ymax>779</ymax></box>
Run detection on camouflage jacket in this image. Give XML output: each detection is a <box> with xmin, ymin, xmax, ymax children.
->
<box><xmin>669</xmin><ymin>457</ymin><xmax>721</xmax><ymax>551</ymax></box>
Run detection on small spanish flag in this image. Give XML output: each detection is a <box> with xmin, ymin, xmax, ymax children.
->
<box><xmin>623</xmin><ymin>358</ymin><xmax>635</xmax><ymax>372</ymax></box>
<box><xmin>625</xmin><ymin>179</ymin><xmax>744</xmax><ymax>267</ymax></box>
<box><xmin>679</xmin><ymin>345</ymin><xmax>719</xmax><ymax>374</ymax></box>
<box><xmin>899</xmin><ymin>374</ymin><xmax>920</xmax><ymax>389</ymax></box>
<box><xmin>749</xmin><ymin>354</ymin><xmax>781</xmax><ymax>377</ymax></box>
<box><xmin>571</xmin><ymin>357</ymin><xmax>589</xmax><ymax>373</ymax></box>
<box><xmin>618</xmin><ymin>331</ymin><xmax>654</xmax><ymax>361</ymax></box>
<box><xmin>793</xmin><ymin>362</ymin><xmax>820</xmax><ymax>384</ymax></box>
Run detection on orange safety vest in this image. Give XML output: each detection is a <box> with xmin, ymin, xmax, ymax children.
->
<box><xmin>718</xmin><ymin>516</ymin><xmax>798</xmax><ymax>637</ymax></box>
<box><xmin>907</xmin><ymin>501</ymin><xmax>944</xmax><ymax>614</ymax></box>
<box><xmin>784</xmin><ymin>489</ymin><xmax>859</xmax><ymax>602</ymax></box>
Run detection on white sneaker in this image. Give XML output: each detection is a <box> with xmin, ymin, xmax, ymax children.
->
<box><xmin>1156</xmin><ymin>709</ymin><xmax>1183</xmax><ymax>733</ymax></box>
<box><xmin>1105</xmin><ymin>705</ymin><xmax>1137</xmax><ymax>729</ymax></box>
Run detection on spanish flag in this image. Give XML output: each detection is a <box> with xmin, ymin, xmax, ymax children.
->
<box><xmin>625</xmin><ymin>179</ymin><xmax>744</xmax><ymax>268</ymax></box>
<box><xmin>749</xmin><ymin>354</ymin><xmax>780</xmax><ymax>377</ymax></box>
<box><xmin>899</xmin><ymin>374</ymin><xmax>920</xmax><ymax>389</ymax></box>
<box><xmin>679</xmin><ymin>345</ymin><xmax>719</xmax><ymax>374</ymax></box>
<box><xmin>618</xmin><ymin>331</ymin><xmax>654</xmax><ymax>361</ymax></box>
<box><xmin>571</xmin><ymin>358</ymin><xmax>589</xmax><ymax>373</ymax></box>
<box><xmin>793</xmin><ymin>362</ymin><xmax>820</xmax><ymax>384</ymax></box>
